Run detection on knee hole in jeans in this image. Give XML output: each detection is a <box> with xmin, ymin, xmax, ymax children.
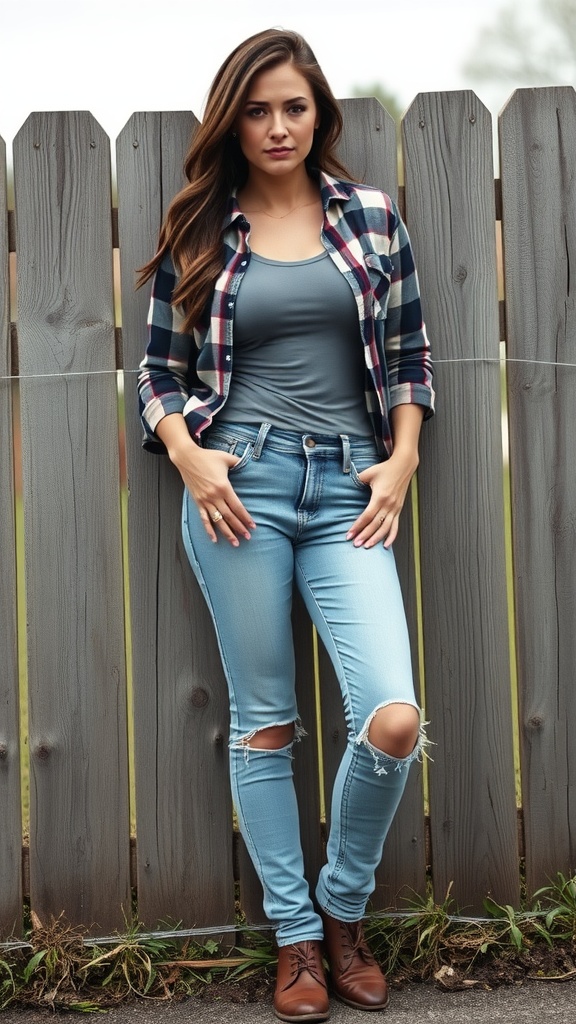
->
<box><xmin>367</xmin><ymin>703</ymin><xmax>420</xmax><ymax>759</ymax></box>
<box><xmin>242</xmin><ymin>722</ymin><xmax>296</xmax><ymax>750</ymax></box>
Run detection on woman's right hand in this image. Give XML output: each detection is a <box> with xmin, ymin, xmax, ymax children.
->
<box><xmin>155</xmin><ymin>414</ymin><xmax>256</xmax><ymax>546</ymax></box>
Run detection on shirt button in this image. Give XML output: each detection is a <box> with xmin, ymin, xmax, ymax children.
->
<box><xmin>305</xmin><ymin>437</ymin><xmax>316</xmax><ymax>448</ymax></box>
<box><xmin>240</xmin><ymin>260</ymin><xmax>247</xmax><ymax>267</ymax></box>
<box><xmin>228</xmin><ymin>301</ymin><xmax>234</xmax><ymax>308</ymax></box>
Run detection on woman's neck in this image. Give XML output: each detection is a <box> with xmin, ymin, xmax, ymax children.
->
<box><xmin>238</xmin><ymin>168</ymin><xmax>319</xmax><ymax>218</ymax></box>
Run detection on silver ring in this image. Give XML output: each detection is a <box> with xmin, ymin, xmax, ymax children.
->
<box><xmin>211</xmin><ymin>510</ymin><xmax>223</xmax><ymax>523</ymax></box>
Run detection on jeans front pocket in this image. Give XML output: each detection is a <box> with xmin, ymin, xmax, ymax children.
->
<box><xmin>349</xmin><ymin>460</ymin><xmax>373</xmax><ymax>490</ymax></box>
<box><xmin>204</xmin><ymin>432</ymin><xmax>255</xmax><ymax>474</ymax></box>
<box><xmin>348</xmin><ymin>442</ymin><xmax>381</xmax><ymax>491</ymax></box>
<box><xmin>228</xmin><ymin>440</ymin><xmax>255</xmax><ymax>473</ymax></box>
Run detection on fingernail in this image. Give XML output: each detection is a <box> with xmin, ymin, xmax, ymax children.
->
<box><xmin>353</xmin><ymin>539</ymin><xmax>363</xmax><ymax>547</ymax></box>
<box><xmin>346</xmin><ymin>531</ymin><xmax>354</xmax><ymax>540</ymax></box>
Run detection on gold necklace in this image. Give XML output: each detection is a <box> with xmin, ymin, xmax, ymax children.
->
<box><xmin>249</xmin><ymin>199</ymin><xmax>320</xmax><ymax>220</ymax></box>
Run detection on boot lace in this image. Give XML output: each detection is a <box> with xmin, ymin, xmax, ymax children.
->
<box><xmin>284</xmin><ymin>941</ymin><xmax>326</xmax><ymax>989</ymax></box>
<box><xmin>338</xmin><ymin>922</ymin><xmax>377</xmax><ymax>972</ymax></box>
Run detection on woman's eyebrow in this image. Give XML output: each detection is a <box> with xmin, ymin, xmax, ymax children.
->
<box><xmin>244</xmin><ymin>95</ymin><xmax>309</xmax><ymax>106</ymax></box>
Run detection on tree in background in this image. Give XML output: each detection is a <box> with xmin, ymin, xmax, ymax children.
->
<box><xmin>463</xmin><ymin>0</ymin><xmax>576</xmax><ymax>87</ymax></box>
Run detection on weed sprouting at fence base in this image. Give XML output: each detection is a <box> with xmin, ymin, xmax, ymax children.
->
<box><xmin>0</xmin><ymin>916</ymin><xmax>277</xmax><ymax>1010</ymax></box>
<box><xmin>2</xmin><ymin>876</ymin><xmax>576</xmax><ymax>1009</ymax></box>
<box><xmin>364</xmin><ymin>876</ymin><xmax>576</xmax><ymax>984</ymax></box>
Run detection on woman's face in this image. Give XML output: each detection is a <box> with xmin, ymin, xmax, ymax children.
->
<box><xmin>235</xmin><ymin>62</ymin><xmax>319</xmax><ymax>180</ymax></box>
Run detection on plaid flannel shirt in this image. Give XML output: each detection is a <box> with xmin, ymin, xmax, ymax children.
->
<box><xmin>138</xmin><ymin>172</ymin><xmax>434</xmax><ymax>457</ymax></box>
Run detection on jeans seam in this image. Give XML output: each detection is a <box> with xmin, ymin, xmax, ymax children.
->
<box><xmin>330</xmin><ymin>746</ymin><xmax>358</xmax><ymax>885</ymax></box>
<box><xmin>231</xmin><ymin>750</ymin><xmax>274</xmax><ymax>908</ymax></box>
<box><xmin>294</xmin><ymin>564</ymin><xmax>359</xmax><ymax>737</ymax></box>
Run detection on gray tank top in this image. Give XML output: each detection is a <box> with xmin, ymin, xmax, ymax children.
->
<box><xmin>218</xmin><ymin>250</ymin><xmax>373</xmax><ymax>435</ymax></box>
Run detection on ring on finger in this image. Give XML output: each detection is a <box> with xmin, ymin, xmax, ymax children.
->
<box><xmin>378</xmin><ymin>513</ymin><xmax>386</xmax><ymax>525</ymax></box>
<box><xmin>211</xmin><ymin>510</ymin><xmax>224</xmax><ymax>523</ymax></box>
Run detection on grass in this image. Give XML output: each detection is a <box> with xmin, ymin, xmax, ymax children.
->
<box><xmin>2</xmin><ymin>875</ymin><xmax>576</xmax><ymax>1010</ymax></box>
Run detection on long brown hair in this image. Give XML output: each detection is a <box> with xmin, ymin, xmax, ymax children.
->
<box><xmin>137</xmin><ymin>28</ymin><xmax>352</xmax><ymax>332</ymax></box>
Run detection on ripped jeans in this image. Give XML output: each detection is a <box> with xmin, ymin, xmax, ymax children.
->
<box><xmin>182</xmin><ymin>422</ymin><xmax>424</xmax><ymax>947</ymax></box>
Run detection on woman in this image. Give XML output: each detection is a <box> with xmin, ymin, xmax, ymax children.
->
<box><xmin>138</xmin><ymin>28</ymin><xmax>434</xmax><ymax>1023</ymax></box>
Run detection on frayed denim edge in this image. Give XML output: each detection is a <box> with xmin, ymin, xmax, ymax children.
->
<box><xmin>230</xmin><ymin>718</ymin><xmax>307</xmax><ymax>763</ymax></box>
<box><xmin>355</xmin><ymin>701</ymin><xmax>433</xmax><ymax>776</ymax></box>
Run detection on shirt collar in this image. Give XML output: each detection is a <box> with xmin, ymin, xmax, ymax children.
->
<box><xmin>318</xmin><ymin>171</ymin><xmax>354</xmax><ymax>210</ymax></box>
<box><xmin>222</xmin><ymin>192</ymin><xmax>246</xmax><ymax>231</ymax></box>
<box><xmin>222</xmin><ymin>170</ymin><xmax>353</xmax><ymax>230</ymax></box>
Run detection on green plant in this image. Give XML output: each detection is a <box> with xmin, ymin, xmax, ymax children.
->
<box><xmin>0</xmin><ymin>956</ymin><xmax>17</xmax><ymax>1009</ymax></box>
<box><xmin>531</xmin><ymin>872</ymin><xmax>576</xmax><ymax>943</ymax></box>
<box><xmin>157</xmin><ymin>930</ymin><xmax>277</xmax><ymax>987</ymax></box>
<box><xmin>483</xmin><ymin>897</ymin><xmax>524</xmax><ymax>949</ymax></box>
<box><xmin>366</xmin><ymin>884</ymin><xmax>494</xmax><ymax>979</ymax></box>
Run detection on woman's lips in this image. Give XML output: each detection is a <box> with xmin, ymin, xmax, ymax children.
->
<box><xmin>265</xmin><ymin>147</ymin><xmax>294</xmax><ymax>158</ymax></box>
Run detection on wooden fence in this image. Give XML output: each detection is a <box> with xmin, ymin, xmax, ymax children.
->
<box><xmin>1</xmin><ymin>87</ymin><xmax>575</xmax><ymax>941</ymax></box>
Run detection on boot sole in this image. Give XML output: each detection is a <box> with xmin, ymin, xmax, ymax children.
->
<box><xmin>274</xmin><ymin>1011</ymin><xmax>330</xmax><ymax>1023</ymax></box>
<box><xmin>333</xmin><ymin>990</ymin><xmax>390</xmax><ymax>1011</ymax></box>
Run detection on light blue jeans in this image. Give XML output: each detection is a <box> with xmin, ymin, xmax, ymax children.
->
<box><xmin>181</xmin><ymin>422</ymin><xmax>423</xmax><ymax>946</ymax></box>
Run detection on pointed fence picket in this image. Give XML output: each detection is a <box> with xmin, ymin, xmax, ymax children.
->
<box><xmin>404</xmin><ymin>90</ymin><xmax>520</xmax><ymax>911</ymax></box>
<box><xmin>500</xmin><ymin>87</ymin><xmax>576</xmax><ymax>897</ymax></box>
<box><xmin>117</xmin><ymin>110</ymin><xmax>236</xmax><ymax>935</ymax></box>
<box><xmin>12</xmin><ymin>112</ymin><xmax>130</xmax><ymax>934</ymax></box>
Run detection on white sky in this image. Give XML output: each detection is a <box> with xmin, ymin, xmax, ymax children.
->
<box><xmin>0</xmin><ymin>0</ymin><xmax>530</xmax><ymax>147</ymax></box>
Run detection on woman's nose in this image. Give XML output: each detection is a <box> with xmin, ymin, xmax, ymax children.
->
<box><xmin>269</xmin><ymin>115</ymin><xmax>288</xmax><ymax>137</ymax></box>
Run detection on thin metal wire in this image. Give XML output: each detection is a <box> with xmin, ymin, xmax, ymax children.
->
<box><xmin>0</xmin><ymin>357</ymin><xmax>575</xmax><ymax>384</ymax></box>
<box><xmin>0</xmin><ymin>909</ymin><xmax>538</xmax><ymax>952</ymax></box>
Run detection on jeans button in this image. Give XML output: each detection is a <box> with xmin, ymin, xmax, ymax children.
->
<box><xmin>305</xmin><ymin>437</ymin><xmax>316</xmax><ymax>448</ymax></box>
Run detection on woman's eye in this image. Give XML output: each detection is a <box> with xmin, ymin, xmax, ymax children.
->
<box><xmin>289</xmin><ymin>105</ymin><xmax>306</xmax><ymax>114</ymax></box>
<box><xmin>247</xmin><ymin>107</ymin><xmax>266</xmax><ymax>118</ymax></box>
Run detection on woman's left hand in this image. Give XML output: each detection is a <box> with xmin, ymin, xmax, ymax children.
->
<box><xmin>347</xmin><ymin>405</ymin><xmax>425</xmax><ymax>548</ymax></box>
<box><xmin>346</xmin><ymin>450</ymin><xmax>419</xmax><ymax>550</ymax></box>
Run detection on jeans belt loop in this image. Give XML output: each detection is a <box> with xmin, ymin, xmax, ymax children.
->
<box><xmin>340</xmin><ymin>434</ymin><xmax>351</xmax><ymax>474</ymax></box>
<box><xmin>253</xmin><ymin>421</ymin><xmax>271</xmax><ymax>459</ymax></box>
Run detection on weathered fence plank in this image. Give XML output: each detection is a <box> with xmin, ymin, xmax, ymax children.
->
<box><xmin>0</xmin><ymin>135</ymin><xmax>22</xmax><ymax>939</ymax></box>
<box><xmin>499</xmin><ymin>86</ymin><xmax>576</xmax><ymax>895</ymax></box>
<box><xmin>13</xmin><ymin>112</ymin><xmax>130</xmax><ymax>933</ymax></box>
<box><xmin>338</xmin><ymin>97</ymin><xmax>398</xmax><ymax>192</ymax></box>
<box><xmin>404</xmin><ymin>91</ymin><xmax>519</xmax><ymax>912</ymax></box>
<box><xmin>117</xmin><ymin>111</ymin><xmax>237</xmax><ymax>933</ymax></box>
<box><xmin>319</xmin><ymin>98</ymin><xmax>427</xmax><ymax>908</ymax></box>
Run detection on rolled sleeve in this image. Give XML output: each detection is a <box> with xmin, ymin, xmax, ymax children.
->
<box><xmin>385</xmin><ymin>214</ymin><xmax>435</xmax><ymax>417</ymax></box>
<box><xmin>137</xmin><ymin>253</ymin><xmax>196</xmax><ymax>453</ymax></box>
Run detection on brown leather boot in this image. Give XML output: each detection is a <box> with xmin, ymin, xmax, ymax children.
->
<box><xmin>320</xmin><ymin>911</ymin><xmax>389</xmax><ymax>1010</ymax></box>
<box><xmin>273</xmin><ymin>940</ymin><xmax>330</xmax><ymax>1022</ymax></box>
